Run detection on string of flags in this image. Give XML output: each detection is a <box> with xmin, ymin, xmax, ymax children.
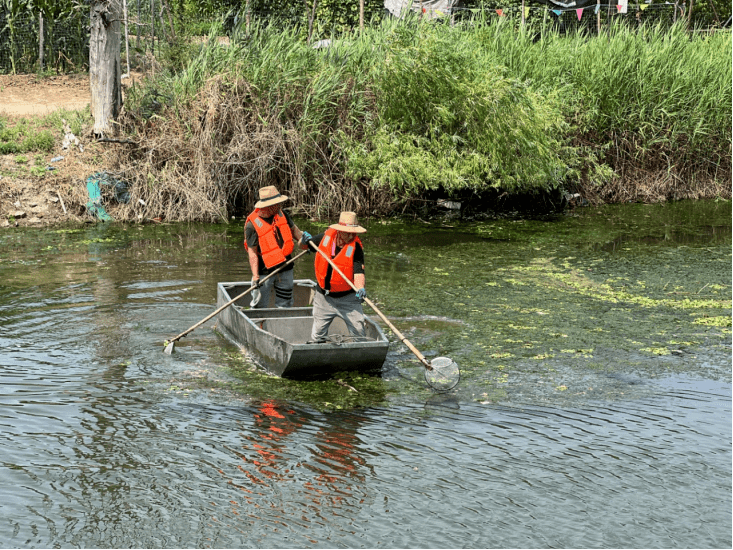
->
<box><xmin>494</xmin><ymin>1</ymin><xmax>659</xmax><ymax>19</ymax></box>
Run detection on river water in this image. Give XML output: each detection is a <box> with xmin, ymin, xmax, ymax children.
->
<box><xmin>1</xmin><ymin>200</ymin><xmax>730</xmax><ymax>548</ymax></box>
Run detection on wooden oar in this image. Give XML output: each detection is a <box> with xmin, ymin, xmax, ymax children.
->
<box><xmin>163</xmin><ymin>248</ymin><xmax>310</xmax><ymax>354</ymax></box>
<box><xmin>308</xmin><ymin>241</ymin><xmax>460</xmax><ymax>391</ymax></box>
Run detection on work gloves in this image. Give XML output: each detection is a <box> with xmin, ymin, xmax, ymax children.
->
<box><xmin>356</xmin><ymin>288</ymin><xmax>367</xmax><ymax>302</ymax></box>
<box><xmin>300</xmin><ymin>231</ymin><xmax>313</xmax><ymax>246</ymax></box>
<box><xmin>250</xmin><ymin>278</ymin><xmax>262</xmax><ymax>307</ymax></box>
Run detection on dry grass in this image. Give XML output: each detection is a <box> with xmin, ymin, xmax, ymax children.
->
<box><xmin>108</xmin><ymin>76</ymin><xmax>393</xmax><ymax>223</ymax></box>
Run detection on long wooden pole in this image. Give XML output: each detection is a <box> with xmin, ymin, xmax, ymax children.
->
<box><xmin>164</xmin><ymin>249</ymin><xmax>310</xmax><ymax>353</ymax></box>
<box><xmin>308</xmin><ymin>242</ymin><xmax>432</xmax><ymax>370</ymax></box>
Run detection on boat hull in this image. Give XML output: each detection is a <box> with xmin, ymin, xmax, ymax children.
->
<box><xmin>216</xmin><ymin>280</ymin><xmax>389</xmax><ymax>378</ymax></box>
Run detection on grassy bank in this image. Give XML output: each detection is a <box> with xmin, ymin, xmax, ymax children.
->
<box><xmin>103</xmin><ymin>16</ymin><xmax>731</xmax><ymax>222</ymax></box>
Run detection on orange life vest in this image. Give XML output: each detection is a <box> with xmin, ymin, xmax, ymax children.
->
<box><xmin>314</xmin><ymin>228</ymin><xmax>363</xmax><ymax>293</ymax></box>
<box><xmin>244</xmin><ymin>209</ymin><xmax>294</xmax><ymax>269</ymax></box>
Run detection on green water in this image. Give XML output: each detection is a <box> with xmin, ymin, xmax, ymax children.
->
<box><xmin>1</xmin><ymin>199</ymin><xmax>730</xmax><ymax>548</ymax></box>
<box><xmin>1</xmin><ymin>200</ymin><xmax>730</xmax><ymax>411</ymax></box>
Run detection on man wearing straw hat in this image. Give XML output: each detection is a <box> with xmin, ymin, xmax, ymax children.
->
<box><xmin>245</xmin><ymin>186</ymin><xmax>312</xmax><ymax>308</ymax></box>
<box><xmin>308</xmin><ymin>211</ymin><xmax>368</xmax><ymax>343</ymax></box>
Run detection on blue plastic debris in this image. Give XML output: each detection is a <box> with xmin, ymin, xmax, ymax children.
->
<box><xmin>50</xmin><ymin>156</ymin><xmax>64</xmax><ymax>162</ymax></box>
<box><xmin>86</xmin><ymin>174</ymin><xmax>113</xmax><ymax>221</ymax></box>
<box><xmin>85</xmin><ymin>172</ymin><xmax>132</xmax><ymax>221</ymax></box>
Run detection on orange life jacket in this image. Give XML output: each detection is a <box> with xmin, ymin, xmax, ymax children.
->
<box><xmin>244</xmin><ymin>209</ymin><xmax>294</xmax><ymax>269</ymax></box>
<box><xmin>314</xmin><ymin>228</ymin><xmax>362</xmax><ymax>293</ymax></box>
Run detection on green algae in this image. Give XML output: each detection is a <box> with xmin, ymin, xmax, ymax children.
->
<box><xmin>0</xmin><ymin>199</ymin><xmax>729</xmax><ymax>409</ymax></box>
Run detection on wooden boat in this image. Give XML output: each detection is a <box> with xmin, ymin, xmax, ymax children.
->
<box><xmin>216</xmin><ymin>279</ymin><xmax>390</xmax><ymax>378</ymax></box>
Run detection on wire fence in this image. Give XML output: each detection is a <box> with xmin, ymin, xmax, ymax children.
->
<box><xmin>0</xmin><ymin>1</ymin><xmax>725</xmax><ymax>75</ymax></box>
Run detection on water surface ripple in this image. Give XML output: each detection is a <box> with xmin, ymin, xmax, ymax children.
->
<box><xmin>0</xmin><ymin>202</ymin><xmax>730</xmax><ymax>548</ymax></box>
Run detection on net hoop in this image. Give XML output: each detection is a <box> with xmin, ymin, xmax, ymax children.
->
<box><xmin>424</xmin><ymin>357</ymin><xmax>460</xmax><ymax>392</ymax></box>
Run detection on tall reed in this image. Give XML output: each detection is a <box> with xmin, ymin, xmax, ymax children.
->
<box><xmin>114</xmin><ymin>16</ymin><xmax>730</xmax><ymax>222</ymax></box>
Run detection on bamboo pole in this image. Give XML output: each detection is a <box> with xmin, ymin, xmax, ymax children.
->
<box><xmin>360</xmin><ymin>0</ymin><xmax>364</xmax><ymax>32</ymax></box>
<box><xmin>596</xmin><ymin>0</ymin><xmax>601</xmax><ymax>34</ymax></box>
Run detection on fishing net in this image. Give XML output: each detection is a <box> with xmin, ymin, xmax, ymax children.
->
<box><xmin>424</xmin><ymin>357</ymin><xmax>460</xmax><ymax>392</ymax></box>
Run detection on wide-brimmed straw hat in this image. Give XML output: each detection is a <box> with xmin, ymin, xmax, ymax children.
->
<box><xmin>255</xmin><ymin>186</ymin><xmax>289</xmax><ymax>208</ymax></box>
<box><xmin>329</xmin><ymin>211</ymin><xmax>366</xmax><ymax>234</ymax></box>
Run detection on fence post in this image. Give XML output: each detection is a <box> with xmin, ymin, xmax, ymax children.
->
<box><xmin>307</xmin><ymin>0</ymin><xmax>318</xmax><ymax>45</ymax></box>
<box><xmin>596</xmin><ymin>0</ymin><xmax>600</xmax><ymax>34</ymax></box>
<box><xmin>151</xmin><ymin>0</ymin><xmax>155</xmax><ymax>56</ymax></box>
<box><xmin>39</xmin><ymin>12</ymin><xmax>44</xmax><ymax>72</ymax></box>
<box><xmin>360</xmin><ymin>0</ymin><xmax>364</xmax><ymax>33</ymax></box>
<box><xmin>162</xmin><ymin>0</ymin><xmax>175</xmax><ymax>40</ymax></box>
<box><xmin>122</xmin><ymin>0</ymin><xmax>130</xmax><ymax>77</ymax></box>
<box><xmin>522</xmin><ymin>0</ymin><xmax>526</xmax><ymax>28</ymax></box>
<box><xmin>245</xmin><ymin>0</ymin><xmax>251</xmax><ymax>35</ymax></box>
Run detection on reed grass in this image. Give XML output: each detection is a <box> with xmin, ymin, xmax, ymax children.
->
<box><xmin>112</xmin><ymin>16</ymin><xmax>731</xmax><ymax>222</ymax></box>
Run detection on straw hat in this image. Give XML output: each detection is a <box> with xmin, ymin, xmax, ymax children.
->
<box><xmin>329</xmin><ymin>211</ymin><xmax>366</xmax><ymax>234</ymax></box>
<box><xmin>255</xmin><ymin>186</ymin><xmax>289</xmax><ymax>208</ymax></box>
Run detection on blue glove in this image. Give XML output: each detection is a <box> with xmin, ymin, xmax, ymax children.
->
<box><xmin>300</xmin><ymin>231</ymin><xmax>312</xmax><ymax>245</ymax></box>
<box><xmin>356</xmin><ymin>288</ymin><xmax>366</xmax><ymax>302</ymax></box>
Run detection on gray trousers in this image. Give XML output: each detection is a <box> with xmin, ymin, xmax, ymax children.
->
<box><xmin>311</xmin><ymin>291</ymin><xmax>366</xmax><ymax>341</ymax></box>
<box><xmin>253</xmin><ymin>269</ymin><xmax>294</xmax><ymax>309</ymax></box>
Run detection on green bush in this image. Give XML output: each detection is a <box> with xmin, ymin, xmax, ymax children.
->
<box><xmin>339</xmin><ymin>19</ymin><xmax>576</xmax><ymax>195</ymax></box>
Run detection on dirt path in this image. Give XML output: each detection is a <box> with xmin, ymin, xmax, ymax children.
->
<box><xmin>0</xmin><ymin>74</ymin><xmax>109</xmax><ymax>227</ymax></box>
<box><xmin>0</xmin><ymin>74</ymin><xmax>91</xmax><ymax>116</ymax></box>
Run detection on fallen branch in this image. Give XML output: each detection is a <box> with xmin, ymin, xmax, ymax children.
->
<box><xmin>336</xmin><ymin>379</ymin><xmax>358</xmax><ymax>392</ymax></box>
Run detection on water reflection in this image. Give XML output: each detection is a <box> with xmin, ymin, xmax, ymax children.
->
<box><xmin>599</xmin><ymin>224</ymin><xmax>732</xmax><ymax>251</ymax></box>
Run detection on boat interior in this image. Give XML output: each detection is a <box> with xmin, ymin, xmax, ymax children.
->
<box><xmin>222</xmin><ymin>280</ymin><xmax>384</xmax><ymax>345</ymax></box>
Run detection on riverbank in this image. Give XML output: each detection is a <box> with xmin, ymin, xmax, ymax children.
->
<box><xmin>1</xmin><ymin>20</ymin><xmax>730</xmax><ymax>228</ymax></box>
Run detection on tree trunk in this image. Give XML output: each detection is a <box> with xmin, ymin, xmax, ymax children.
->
<box><xmin>90</xmin><ymin>0</ymin><xmax>122</xmax><ymax>137</ymax></box>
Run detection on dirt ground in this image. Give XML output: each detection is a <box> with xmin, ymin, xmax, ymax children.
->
<box><xmin>0</xmin><ymin>73</ymin><xmax>90</xmax><ymax>117</ymax></box>
<box><xmin>0</xmin><ymin>73</ymin><xmax>134</xmax><ymax>228</ymax></box>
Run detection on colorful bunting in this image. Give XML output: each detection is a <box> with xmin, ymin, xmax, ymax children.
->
<box><xmin>639</xmin><ymin>3</ymin><xmax>649</xmax><ymax>9</ymax></box>
<box><xmin>594</xmin><ymin>4</ymin><xmax>600</xmax><ymax>14</ymax></box>
<box><xmin>524</xmin><ymin>6</ymin><xmax>530</xmax><ymax>18</ymax></box>
<box><xmin>618</xmin><ymin>0</ymin><xmax>628</xmax><ymax>13</ymax></box>
<box><xmin>496</xmin><ymin>9</ymin><xmax>504</xmax><ymax>16</ymax></box>
<box><xmin>552</xmin><ymin>9</ymin><xmax>562</xmax><ymax>16</ymax></box>
<box><xmin>576</xmin><ymin>8</ymin><xmax>584</xmax><ymax>20</ymax></box>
